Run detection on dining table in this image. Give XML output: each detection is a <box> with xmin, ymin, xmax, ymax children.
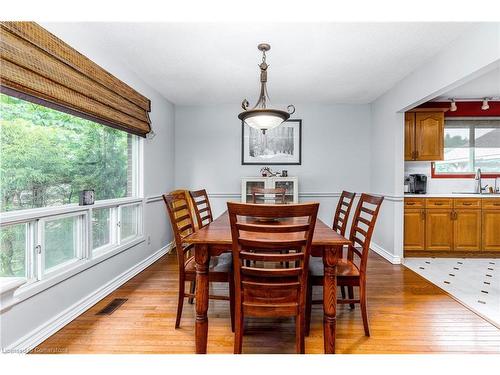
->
<box><xmin>183</xmin><ymin>210</ymin><xmax>352</xmax><ymax>354</ymax></box>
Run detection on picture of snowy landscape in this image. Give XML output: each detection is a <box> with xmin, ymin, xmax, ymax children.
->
<box><xmin>242</xmin><ymin>119</ymin><xmax>301</xmax><ymax>165</ymax></box>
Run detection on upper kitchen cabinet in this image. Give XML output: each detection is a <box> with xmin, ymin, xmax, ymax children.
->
<box><xmin>404</xmin><ymin>112</ymin><xmax>416</xmax><ymax>160</ymax></box>
<box><xmin>404</xmin><ymin>111</ymin><xmax>445</xmax><ymax>161</ymax></box>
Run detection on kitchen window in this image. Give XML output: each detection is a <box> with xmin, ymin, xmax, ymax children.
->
<box><xmin>432</xmin><ymin>119</ymin><xmax>500</xmax><ymax>178</ymax></box>
<box><xmin>0</xmin><ymin>93</ymin><xmax>144</xmax><ymax>299</ymax></box>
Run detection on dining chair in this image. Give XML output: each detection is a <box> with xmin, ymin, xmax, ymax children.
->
<box><xmin>251</xmin><ymin>187</ymin><xmax>286</xmax><ymax>204</ymax></box>
<box><xmin>333</xmin><ymin>191</ymin><xmax>356</xmax><ymax>236</ymax></box>
<box><xmin>163</xmin><ymin>191</ymin><xmax>234</xmax><ymax>330</ymax></box>
<box><xmin>305</xmin><ymin>193</ymin><xmax>384</xmax><ymax>337</ymax></box>
<box><xmin>332</xmin><ymin>191</ymin><xmax>356</xmax><ymax>300</ymax></box>
<box><xmin>227</xmin><ymin>202</ymin><xmax>319</xmax><ymax>354</ymax></box>
<box><xmin>189</xmin><ymin>189</ymin><xmax>213</xmax><ymax>229</ymax></box>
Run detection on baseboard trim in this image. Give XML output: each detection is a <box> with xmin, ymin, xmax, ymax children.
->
<box><xmin>371</xmin><ymin>242</ymin><xmax>401</xmax><ymax>264</ymax></box>
<box><xmin>4</xmin><ymin>243</ymin><xmax>172</xmax><ymax>353</ymax></box>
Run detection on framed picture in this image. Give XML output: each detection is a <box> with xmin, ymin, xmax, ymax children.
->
<box><xmin>242</xmin><ymin>119</ymin><xmax>302</xmax><ymax>165</ymax></box>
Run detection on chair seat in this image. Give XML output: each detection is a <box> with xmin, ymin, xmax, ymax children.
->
<box><xmin>309</xmin><ymin>257</ymin><xmax>359</xmax><ymax>278</ymax></box>
<box><xmin>185</xmin><ymin>252</ymin><xmax>233</xmax><ymax>274</ymax></box>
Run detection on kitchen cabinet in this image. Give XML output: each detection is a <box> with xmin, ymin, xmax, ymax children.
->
<box><xmin>404</xmin><ymin>111</ymin><xmax>444</xmax><ymax>161</ymax></box>
<box><xmin>482</xmin><ymin>199</ymin><xmax>500</xmax><ymax>251</ymax></box>
<box><xmin>404</xmin><ymin>197</ymin><xmax>494</xmax><ymax>254</ymax></box>
<box><xmin>404</xmin><ymin>208</ymin><xmax>426</xmax><ymax>250</ymax></box>
<box><xmin>404</xmin><ymin>112</ymin><xmax>415</xmax><ymax>161</ymax></box>
<box><xmin>454</xmin><ymin>209</ymin><xmax>482</xmax><ymax>251</ymax></box>
<box><xmin>425</xmin><ymin>208</ymin><xmax>454</xmax><ymax>251</ymax></box>
<box><xmin>241</xmin><ymin>176</ymin><xmax>298</xmax><ymax>203</ymax></box>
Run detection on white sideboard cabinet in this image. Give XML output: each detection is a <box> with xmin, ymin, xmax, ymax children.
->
<box><xmin>241</xmin><ymin>177</ymin><xmax>299</xmax><ymax>203</ymax></box>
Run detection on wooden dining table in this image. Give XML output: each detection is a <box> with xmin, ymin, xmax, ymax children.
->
<box><xmin>183</xmin><ymin>211</ymin><xmax>352</xmax><ymax>354</ymax></box>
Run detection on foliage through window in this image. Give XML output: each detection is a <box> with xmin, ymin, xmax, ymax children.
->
<box><xmin>0</xmin><ymin>93</ymin><xmax>137</xmax><ymax>213</ymax></box>
<box><xmin>434</xmin><ymin>119</ymin><xmax>500</xmax><ymax>175</ymax></box>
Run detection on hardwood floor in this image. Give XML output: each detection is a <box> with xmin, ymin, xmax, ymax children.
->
<box><xmin>32</xmin><ymin>252</ymin><xmax>500</xmax><ymax>354</ymax></box>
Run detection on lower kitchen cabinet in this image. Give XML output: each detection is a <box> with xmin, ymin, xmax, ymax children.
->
<box><xmin>404</xmin><ymin>209</ymin><xmax>425</xmax><ymax>250</ymax></box>
<box><xmin>425</xmin><ymin>209</ymin><xmax>453</xmax><ymax>251</ymax></box>
<box><xmin>482</xmin><ymin>210</ymin><xmax>500</xmax><ymax>251</ymax></box>
<box><xmin>454</xmin><ymin>209</ymin><xmax>481</xmax><ymax>251</ymax></box>
<box><xmin>404</xmin><ymin>197</ymin><xmax>500</xmax><ymax>254</ymax></box>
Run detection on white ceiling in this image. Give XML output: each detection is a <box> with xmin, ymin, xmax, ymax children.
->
<box><xmin>435</xmin><ymin>67</ymin><xmax>500</xmax><ymax>100</ymax></box>
<box><xmin>45</xmin><ymin>22</ymin><xmax>478</xmax><ymax>105</ymax></box>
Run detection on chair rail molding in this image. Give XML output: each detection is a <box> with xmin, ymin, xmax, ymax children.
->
<box><xmin>204</xmin><ymin>191</ymin><xmax>404</xmax><ymax>202</ymax></box>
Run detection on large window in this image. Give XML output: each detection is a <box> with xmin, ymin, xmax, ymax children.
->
<box><xmin>0</xmin><ymin>93</ymin><xmax>143</xmax><ymax>289</ymax></box>
<box><xmin>433</xmin><ymin>119</ymin><xmax>500</xmax><ymax>177</ymax></box>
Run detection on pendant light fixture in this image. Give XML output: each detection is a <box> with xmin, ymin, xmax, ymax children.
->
<box><xmin>238</xmin><ymin>43</ymin><xmax>295</xmax><ymax>134</ymax></box>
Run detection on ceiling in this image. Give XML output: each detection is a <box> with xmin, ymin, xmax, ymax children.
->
<box><xmin>434</xmin><ymin>67</ymin><xmax>500</xmax><ymax>100</ymax></box>
<box><xmin>44</xmin><ymin>22</ymin><xmax>478</xmax><ymax>105</ymax></box>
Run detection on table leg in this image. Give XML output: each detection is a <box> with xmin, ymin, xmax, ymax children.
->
<box><xmin>195</xmin><ymin>244</ymin><xmax>210</xmax><ymax>354</ymax></box>
<box><xmin>323</xmin><ymin>245</ymin><xmax>339</xmax><ymax>354</ymax></box>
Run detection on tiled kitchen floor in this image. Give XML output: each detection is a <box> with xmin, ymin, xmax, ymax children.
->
<box><xmin>404</xmin><ymin>257</ymin><xmax>500</xmax><ymax>328</ymax></box>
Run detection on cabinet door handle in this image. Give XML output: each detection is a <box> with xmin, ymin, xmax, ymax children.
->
<box><xmin>463</xmin><ymin>203</ymin><xmax>472</xmax><ymax>206</ymax></box>
<box><xmin>415</xmin><ymin>151</ymin><xmax>419</xmax><ymax>159</ymax></box>
<box><xmin>407</xmin><ymin>202</ymin><xmax>415</xmax><ymax>206</ymax></box>
<box><xmin>421</xmin><ymin>210</ymin><xmax>425</xmax><ymax>220</ymax></box>
<box><xmin>435</xmin><ymin>203</ymin><xmax>443</xmax><ymax>206</ymax></box>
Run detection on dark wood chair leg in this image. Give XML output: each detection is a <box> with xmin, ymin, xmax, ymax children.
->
<box><xmin>188</xmin><ymin>280</ymin><xmax>195</xmax><ymax>304</ymax></box>
<box><xmin>340</xmin><ymin>285</ymin><xmax>346</xmax><ymax>300</ymax></box>
<box><xmin>175</xmin><ymin>275</ymin><xmax>185</xmax><ymax>329</ymax></box>
<box><xmin>229</xmin><ymin>274</ymin><xmax>235</xmax><ymax>333</ymax></box>
<box><xmin>359</xmin><ymin>283</ymin><xmax>370</xmax><ymax>336</ymax></box>
<box><xmin>305</xmin><ymin>280</ymin><xmax>313</xmax><ymax>336</ymax></box>
<box><xmin>348</xmin><ymin>286</ymin><xmax>355</xmax><ymax>309</ymax></box>
<box><xmin>296</xmin><ymin>312</ymin><xmax>305</xmax><ymax>354</ymax></box>
<box><xmin>234</xmin><ymin>305</ymin><xmax>243</xmax><ymax>354</ymax></box>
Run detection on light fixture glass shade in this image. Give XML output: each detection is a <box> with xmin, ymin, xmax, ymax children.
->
<box><xmin>481</xmin><ymin>99</ymin><xmax>489</xmax><ymax>110</ymax></box>
<box><xmin>238</xmin><ymin>109</ymin><xmax>290</xmax><ymax>133</ymax></box>
<box><xmin>450</xmin><ymin>100</ymin><xmax>457</xmax><ymax>112</ymax></box>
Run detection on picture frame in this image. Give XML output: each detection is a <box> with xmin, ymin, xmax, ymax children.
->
<box><xmin>241</xmin><ymin>119</ymin><xmax>302</xmax><ymax>165</ymax></box>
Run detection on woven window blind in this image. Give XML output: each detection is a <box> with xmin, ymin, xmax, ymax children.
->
<box><xmin>0</xmin><ymin>22</ymin><xmax>151</xmax><ymax>137</ymax></box>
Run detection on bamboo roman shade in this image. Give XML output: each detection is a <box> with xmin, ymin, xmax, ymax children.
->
<box><xmin>0</xmin><ymin>22</ymin><xmax>151</xmax><ymax>137</ymax></box>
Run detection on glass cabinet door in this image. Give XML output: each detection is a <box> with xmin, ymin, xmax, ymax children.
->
<box><xmin>245</xmin><ymin>180</ymin><xmax>265</xmax><ymax>203</ymax></box>
<box><xmin>274</xmin><ymin>180</ymin><xmax>295</xmax><ymax>204</ymax></box>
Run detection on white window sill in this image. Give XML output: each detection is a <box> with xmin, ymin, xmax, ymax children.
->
<box><xmin>2</xmin><ymin>236</ymin><xmax>145</xmax><ymax>311</ymax></box>
<box><xmin>0</xmin><ymin>277</ymin><xmax>27</xmax><ymax>313</ymax></box>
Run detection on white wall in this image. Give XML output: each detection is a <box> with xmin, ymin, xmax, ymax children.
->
<box><xmin>174</xmin><ymin>103</ymin><xmax>371</xmax><ymax>223</ymax></box>
<box><xmin>1</xmin><ymin>24</ymin><xmax>176</xmax><ymax>350</ymax></box>
<box><xmin>370</xmin><ymin>23</ymin><xmax>500</xmax><ymax>261</ymax></box>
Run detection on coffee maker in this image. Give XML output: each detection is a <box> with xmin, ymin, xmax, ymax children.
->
<box><xmin>408</xmin><ymin>174</ymin><xmax>427</xmax><ymax>194</ymax></box>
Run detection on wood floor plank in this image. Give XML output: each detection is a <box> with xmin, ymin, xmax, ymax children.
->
<box><xmin>31</xmin><ymin>252</ymin><xmax>500</xmax><ymax>354</ymax></box>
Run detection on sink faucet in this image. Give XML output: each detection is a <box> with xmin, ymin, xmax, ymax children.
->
<box><xmin>475</xmin><ymin>168</ymin><xmax>489</xmax><ymax>194</ymax></box>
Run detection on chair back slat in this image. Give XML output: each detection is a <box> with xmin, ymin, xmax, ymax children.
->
<box><xmin>347</xmin><ymin>193</ymin><xmax>384</xmax><ymax>273</ymax></box>
<box><xmin>239</xmin><ymin>251</ymin><xmax>305</xmax><ymax>262</ymax></box>
<box><xmin>241</xmin><ymin>266</ymin><xmax>303</xmax><ymax>278</ymax></box>
<box><xmin>251</xmin><ymin>187</ymin><xmax>286</xmax><ymax>204</ymax></box>
<box><xmin>332</xmin><ymin>191</ymin><xmax>356</xmax><ymax>236</ymax></box>
<box><xmin>189</xmin><ymin>189</ymin><xmax>214</xmax><ymax>229</ymax></box>
<box><xmin>236</xmin><ymin>222</ymin><xmax>311</xmax><ymax>233</ymax></box>
<box><xmin>163</xmin><ymin>192</ymin><xmax>197</xmax><ymax>270</ymax></box>
<box><xmin>238</xmin><ymin>238</ymin><xmax>307</xmax><ymax>250</ymax></box>
<box><xmin>228</xmin><ymin>202</ymin><xmax>319</xmax><ymax>316</ymax></box>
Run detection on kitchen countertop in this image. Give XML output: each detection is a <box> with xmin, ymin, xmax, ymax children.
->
<box><xmin>404</xmin><ymin>193</ymin><xmax>500</xmax><ymax>198</ymax></box>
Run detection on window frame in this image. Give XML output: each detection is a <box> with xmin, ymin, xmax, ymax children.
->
<box><xmin>431</xmin><ymin>118</ymin><xmax>500</xmax><ymax>178</ymax></box>
<box><xmin>0</xmin><ymin>106</ymin><xmax>145</xmax><ymax>305</ymax></box>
